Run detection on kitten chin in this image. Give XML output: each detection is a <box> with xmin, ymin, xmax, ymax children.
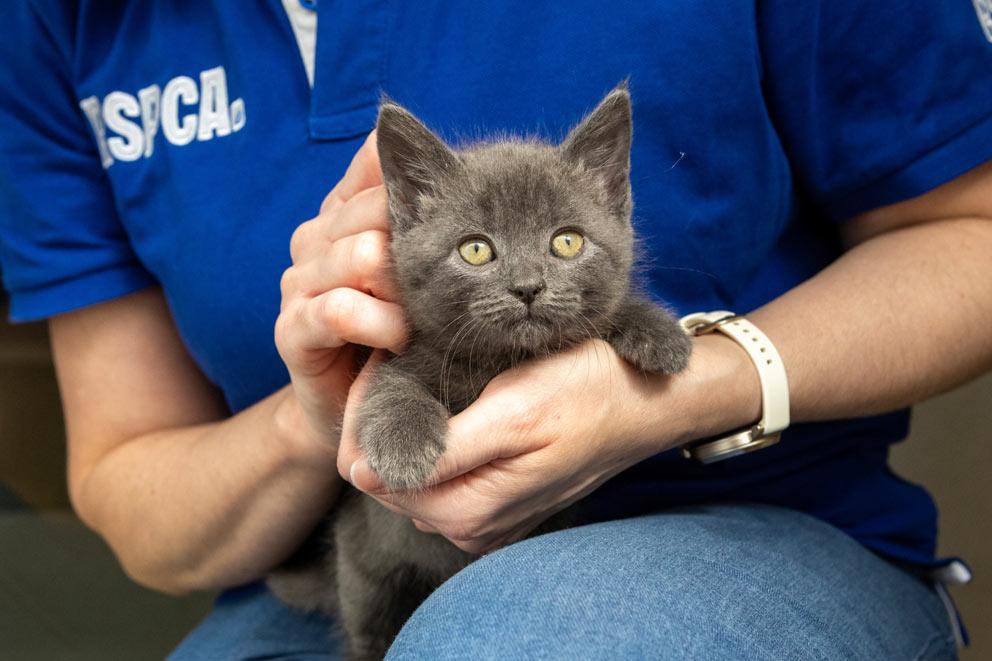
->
<box><xmin>270</xmin><ymin>83</ymin><xmax>691</xmax><ymax>659</ymax></box>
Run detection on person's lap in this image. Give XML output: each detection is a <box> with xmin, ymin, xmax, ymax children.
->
<box><xmin>169</xmin><ymin>504</ymin><xmax>955</xmax><ymax>660</ymax></box>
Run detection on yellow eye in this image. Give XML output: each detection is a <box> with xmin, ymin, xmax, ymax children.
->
<box><xmin>550</xmin><ymin>230</ymin><xmax>584</xmax><ymax>259</ymax></box>
<box><xmin>458</xmin><ymin>238</ymin><xmax>494</xmax><ymax>265</ymax></box>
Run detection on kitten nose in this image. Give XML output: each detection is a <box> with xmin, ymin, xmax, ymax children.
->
<box><xmin>509</xmin><ymin>281</ymin><xmax>545</xmax><ymax>305</ymax></box>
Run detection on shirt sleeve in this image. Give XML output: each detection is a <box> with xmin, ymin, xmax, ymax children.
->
<box><xmin>0</xmin><ymin>2</ymin><xmax>155</xmax><ymax>322</ymax></box>
<box><xmin>758</xmin><ymin>1</ymin><xmax>992</xmax><ymax>221</ymax></box>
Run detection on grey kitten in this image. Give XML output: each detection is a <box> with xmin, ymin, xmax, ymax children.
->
<box><xmin>269</xmin><ymin>84</ymin><xmax>691</xmax><ymax>660</ymax></box>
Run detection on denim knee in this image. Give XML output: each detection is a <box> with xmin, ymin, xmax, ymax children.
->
<box><xmin>387</xmin><ymin>505</ymin><xmax>954</xmax><ymax>660</ymax></box>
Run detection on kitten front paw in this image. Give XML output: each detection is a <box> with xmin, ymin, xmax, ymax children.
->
<box><xmin>361</xmin><ymin>428</ymin><xmax>444</xmax><ymax>491</ymax></box>
<box><xmin>356</xmin><ymin>384</ymin><xmax>448</xmax><ymax>491</ymax></box>
<box><xmin>612</xmin><ymin>328</ymin><xmax>691</xmax><ymax>375</ymax></box>
<box><xmin>609</xmin><ymin>299</ymin><xmax>692</xmax><ymax>374</ymax></box>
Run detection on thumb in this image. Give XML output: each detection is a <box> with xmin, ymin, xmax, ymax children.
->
<box><xmin>336</xmin><ymin>348</ymin><xmax>388</xmax><ymax>488</ymax></box>
<box><xmin>424</xmin><ymin>389</ymin><xmax>532</xmax><ymax>485</ymax></box>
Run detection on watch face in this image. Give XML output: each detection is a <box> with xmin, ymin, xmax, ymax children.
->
<box><xmin>683</xmin><ymin>430</ymin><xmax>780</xmax><ymax>464</ymax></box>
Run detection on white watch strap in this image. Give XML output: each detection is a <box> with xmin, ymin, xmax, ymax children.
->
<box><xmin>680</xmin><ymin>311</ymin><xmax>790</xmax><ymax>437</ymax></box>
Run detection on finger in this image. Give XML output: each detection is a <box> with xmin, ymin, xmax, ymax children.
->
<box><xmin>337</xmin><ymin>350</ymin><xmax>388</xmax><ymax>482</ymax></box>
<box><xmin>283</xmin><ymin>229</ymin><xmax>398</xmax><ymax>302</ymax></box>
<box><xmin>364</xmin><ymin>470</ymin><xmax>488</xmax><ymax>528</ymax></box>
<box><xmin>304</xmin><ymin>289</ymin><xmax>406</xmax><ymax>354</ymax></box>
<box><xmin>348</xmin><ymin>456</ymin><xmax>387</xmax><ymax>494</ymax></box>
<box><xmin>320</xmin><ymin>131</ymin><xmax>383</xmax><ymax>213</ymax></box>
<box><xmin>457</xmin><ymin>519</ymin><xmax>539</xmax><ymax>556</ymax></box>
<box><xmin>290</xmin><ymin>186</ymin><xmax>390</xmax><ymax>263</ymax></box>
<box><xmin>413</xmin><ymin>519</ymin><xmax>439</xmax><ymax>534</ymax></box>
<box><xmin>437</xmin><ymin>487</ymin><xmax>556</xmax><ymax>554</ymax></box>
<box><xmin>368</xmin><ymin>449</ymin><xmax>560</xmax><ymax>533</ymax></box>
<box><xmin>450</xmin><ymin>538</ymin><xmax>491</xmax><ymax>555</ymax></box>
<box><xmin>492</xmin><ymin>510</ymin><xmax>553</xmax><ymax>548</ymax></box>
<box><xmin>324</xmin><ymin>186</ymin><xmax>390</xmax><ymax>244</ymax></box>
<box><xmin>278</xmin><ymin>289</ymin><xmax>407</xmax><ymax>373</ymax></box>
<box><xmin>448</xmin><ymin>510</ymin><xmax>554</xmax><ymax>555</ymax></box>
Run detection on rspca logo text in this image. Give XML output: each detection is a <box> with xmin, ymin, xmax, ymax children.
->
<box><xmin>79</xmin><ymin>66</ymin><xmax>245</xmax><ymax>168</ymax></box>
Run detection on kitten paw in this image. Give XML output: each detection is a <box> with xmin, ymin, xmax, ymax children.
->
<box><xmin>609</xmin><ymin>299</ymin><xmax>692</xmax><ymax>374</ymax></box>
<box><xmin>361</xmin><ymin>425</ymin><xmax>444</xmax><ymax>492</ymax></box>
<box><xmin>356</xmin><ymin>371</ymin><xmax>448</xmax><ymax>491</ymax></box>
<box><xmin>613</xmin><ymin>329</ymin><xmax>692</xmax><ymax>374</ymax></box>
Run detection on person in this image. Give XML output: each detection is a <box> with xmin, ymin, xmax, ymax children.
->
<box><xmin>1</xmin><ymin>1</ymin><xmax>990</xmax><ymax>658</ymax></box>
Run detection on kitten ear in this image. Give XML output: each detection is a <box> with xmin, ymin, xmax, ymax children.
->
<box><xmin>561</xmin><ymin>84</ymin><xmax>633</xmax><ymax>217</ymax></box>
<box><xmin>376</xmin><ymin>100</ymin><xmax>459</xmax><ymax>229</ymax></box>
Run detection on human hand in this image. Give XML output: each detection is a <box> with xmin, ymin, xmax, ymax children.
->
<box><xmin>275</xmin><ymin>132</ymin><xmax>407</xmax><ymax>451</ymax></box>
<box><xmin>337</xmin><ymin>339</ymin><xmax>705</xmax><ymax>554</ymax></box>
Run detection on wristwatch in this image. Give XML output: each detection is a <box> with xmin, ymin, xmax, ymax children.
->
<box><xmin>678</xmin><ymin>311</ymin><xmax>790</xmax><ymax>463</ymax></box>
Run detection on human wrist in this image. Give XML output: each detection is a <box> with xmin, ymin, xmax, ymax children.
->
<box><xmin>632</xmin><ymin>333</ymin><xmax>763</xmax><ymax>456</ymax></box>
<box><xmin>680</xmin><ymin>332</ymin><xmax>764</xmax><ymax>441</ymax></box>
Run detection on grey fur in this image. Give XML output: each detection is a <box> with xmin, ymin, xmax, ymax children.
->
<box><xmin>268</xmin><ymin>85</ymin><xmax>691</xmax><ymax>659</ymax></box>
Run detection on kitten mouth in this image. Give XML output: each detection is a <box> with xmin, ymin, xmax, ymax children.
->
<box><xmin>513</xmin><ymin>310</ymin><xmax>555</xmax><ymax>337</ymax></box>
<box><xmin>495</xmin><ymin>303</ymin><xmax>558</xmax><ymax>342</ymax></box>
<box><xmin>508</xmin><ymin>305</ymin><xmax>549</xmax><ymax>325</ymax></box>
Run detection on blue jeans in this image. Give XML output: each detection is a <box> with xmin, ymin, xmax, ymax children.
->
<box><xmin>170</xmin><ymin>504</ymin><xmax>956</xmax><ymax>660</ymax></box>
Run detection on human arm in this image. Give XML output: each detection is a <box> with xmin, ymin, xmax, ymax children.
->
<box><xmin>752</xmin><ymin>161</ymin><xmax>992</xmax><ymax>420</ymax></box>
<box><xmin>54</xmin><ymin>288</ymin><xmax>341</xmax><ymax>594</ymax></box>
<box><xmin>56</xmin><ymin>134</ymin><xmax>408</xmax><ymax>594</ymax></box>
<box><xmin>339</xmin><ymin>160</ymin><xmax>992</xmax><ymax>553</ymax></box>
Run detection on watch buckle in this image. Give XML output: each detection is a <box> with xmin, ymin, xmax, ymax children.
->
<box><xmin>681</xmin><ymin>425</ymin><xmax>782</xmax><ymax>464</ymax></box>
<box><xmin>681</xmin><ymin>313</ymin><xmax>738</xmax><ymax>336</ymax></box>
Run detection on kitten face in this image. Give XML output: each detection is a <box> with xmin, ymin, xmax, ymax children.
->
<box><xmin>378</xmin><ymin>86</ymin><xmax>635</xmax><ymax>358</ymax></box>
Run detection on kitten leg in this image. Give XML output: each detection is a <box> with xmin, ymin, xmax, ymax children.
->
<box><xmin>607</xmin><ymin>295</ymin><xmax>692</xmax><ymax>374</ymax></box>
<box><xmin>357</xmin><ymin>360</ymin><xmax>448</xmax><ymax>491</ymax></box>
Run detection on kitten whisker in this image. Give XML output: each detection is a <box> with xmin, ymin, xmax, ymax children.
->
<box><xmin>438</xmin><ymin>315</ymin><xmax>479</xmax><ymax>410</ymax></box>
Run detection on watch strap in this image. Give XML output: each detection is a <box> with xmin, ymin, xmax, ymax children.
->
<box><xmin>679</xmin><ymin>311</ymin><xmax>790</xmax><ymax>461</ymax></box>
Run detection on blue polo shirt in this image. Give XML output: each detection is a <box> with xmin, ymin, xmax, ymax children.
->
<box><xmin>2</xmin><ymin>1</ymin><xmax>992</xmax><ymax>569</ymax></box>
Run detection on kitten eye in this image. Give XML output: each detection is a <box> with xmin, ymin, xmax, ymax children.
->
<box><xmin>550</xmin><ymin>230</ymin><xmax>584</xmax><ymax>259</ymax></box>
<box><xmin>458</xmin><ymin>238</ymin><xmax>495</xmax><ymax>265</ymax></box>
